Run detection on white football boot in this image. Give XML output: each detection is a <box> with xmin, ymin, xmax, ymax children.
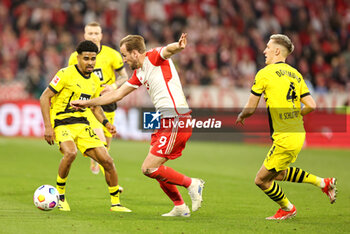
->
<box><xmin>187</xmin><ymin>178</ymin><xmax>205</xmax><ymax>212</ymax></box>
<box><xmin>162</xmin><ymin>204</ymin><xmax>190</xmax><ymax>217</ymax></box>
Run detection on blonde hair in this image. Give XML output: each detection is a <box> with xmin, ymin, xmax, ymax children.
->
<box><xmin>85</xmin><ymin>21</ymin><xmax>101</xmax><ymax>28</ymax></box>
<box><xmin>120</xmin><ymin>35</ymin><xmax>146</xmax><ymax>53</ymax></box>
<box><xmin>270</xmin><ymin>34</ymin><xmax>294</xmax><ymax>55</ymax></box>
<box><xmin>84</xmin><ymin>22</ymin><xmax>102</xmax><ymax>34</ymax></box>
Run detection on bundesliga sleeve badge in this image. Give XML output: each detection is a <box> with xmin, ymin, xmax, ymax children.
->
<box><xmin>51</xmin><ymin>75</ymin><xmax>61</xmax><ymax>86</ymax></box>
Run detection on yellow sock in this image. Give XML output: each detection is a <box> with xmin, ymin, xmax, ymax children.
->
<box><xmin>283</xmin><ymin>167</ymin><xmax>322</xmax><ymax>187</ymax></box>
<box><xmin>108</xmin><ymin>185</ymin><xmax>120</xmax><ymax>205</ymax></box>
<box><xmin>56</xmin><ymin>175</ymin><xmax>67</xmax><ymax>195</ymax></box>
<box><xmin>263</xmin><ymin>181</ymin><xmax>291</xmax><ymax>209</ymax></box>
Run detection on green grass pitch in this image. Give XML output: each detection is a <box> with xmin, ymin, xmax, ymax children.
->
<box><xmin>0</xmin><ymin>137</ymin><xmax>349</xmax><ymax>233</ymax></box>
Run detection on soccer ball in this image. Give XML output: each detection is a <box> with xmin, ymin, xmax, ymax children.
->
<box><xmin>33</xmin><ymin>185</ymin><xmax>59</xmax><ymax>211</ymax></box>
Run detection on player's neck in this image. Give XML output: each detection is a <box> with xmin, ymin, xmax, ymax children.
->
<box><xmin>139</xmin><ymin>53</ymin><xmax>146</xmax><ymax>68</ymax></box>
<box><xmin>274</xmin><ymin>61</ymin><xmax>285</xmax><ymax>64</ymax></box>
<box><xmin>76</xmin><ymin>64</ymin><xmax>90</xmax><ymax>78</ymax></box>
<box><xmin>272</xmin><ymin>56</ymin><xmax>286</xmax><ymax>64</ymax></box>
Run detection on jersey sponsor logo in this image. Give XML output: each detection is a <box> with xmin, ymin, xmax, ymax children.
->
<box><xmin>93</xmin><ymin>68</ymin><xmax>103</xmax><ymax>81</ymax></box>
<box><xmin>79</xmin><ymin>93</ymin><xmax>91</xmax><ymax>101</ymax></box>
<box><xmin>51</xmin><ymin>75</ymin><xmax>60</xmax><ymax>86</ymax></box>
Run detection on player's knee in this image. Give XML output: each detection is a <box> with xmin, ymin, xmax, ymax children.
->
<box><xmin>254</xmin><ymin>176</ymin><xmax>264</xmax><ymax>188</ymax></box>
<box><xmin>276</xmin><ymin>170</ymin><xmax>286</xmax><ymax>181</ymax></box>
<box><xmin>63</xmin><ymin>151</ymin><xmax>77</xmax><ymax>163</ymax></box>
<box><xmin>141</xmin><ymin>166</ymin><xmax>157</xmax><ymax>176</ymax></box>
<box><xmin>100</xmin><ymin>156</ymin><xmax>114</xmax><ymax>171</ymax></box>
<box><xmin>141</xmin><ymin>162</ymin><xmax>148</xmax><ymax>175</ymax></box>
<box><xmin>141</xmin><ymin>166</ymin><xmax>149</xmax><ymax>175</ymax></box>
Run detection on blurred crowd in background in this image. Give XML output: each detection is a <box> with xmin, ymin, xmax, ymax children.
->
<box><xmin>0</xmin><ymin>0</ymin><xmax>349</xmax><ymax>100</ymax></box>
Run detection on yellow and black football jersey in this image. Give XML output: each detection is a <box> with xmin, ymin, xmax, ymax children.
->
<box><xmin>48</xmin><ymin>65</ymin><xmax>101</xmax><ymax>128</ymax></box>
<box><xmin>251</xmin><ymin>62</ymin><xmax>310</xmax><ymax>140</ymax></box>
<box><xmin>68</xmin><ymin>45</ymin><xmax>124</xmax><ymax>112</ymax></box>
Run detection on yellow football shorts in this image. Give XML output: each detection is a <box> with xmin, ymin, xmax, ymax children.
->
<box><xmin>87</xmin><ymin>109</ymin><xmax>115</xmax><ymax>138</ymax></box>
<box><xmin>54</xmin><ymin>124</ymin><xmax>104</xmax><ymax>156</ymax></box>
<box><xmin>264</xmin><ymin>133</ymin><xmax>306</xmax><ymax>172</ymax></box>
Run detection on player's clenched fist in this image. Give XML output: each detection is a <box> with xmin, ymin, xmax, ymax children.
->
<box><xmin>106</xmin><ymin>123</ymin><xmax>117</xmax><ymax>136</ymax></box>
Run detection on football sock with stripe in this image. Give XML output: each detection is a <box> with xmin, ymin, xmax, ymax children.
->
<box><xmin>282</xmin><ymin>167</ymin><xmax>323</xmax><ymax>188</ymax></box>
<box><xmin>263</xmin><ymin>181</ymin><xmax>292</xmax><ymax>211</ymax></box>
<box><xmin>109</xmin><ymin>185</ymin><xmax>121</xmax><ymax>205</ymax></box>
<box><xmin>158</xmin><ymin>180</ymin><xmax>184</xmax><ymax>206</ymax></box>
<box><xmin>146</xmin><ymin>165</ymin><xmax>192</xmax><ymax>187</ymax></box>
<box><xmin>56</xmin><ymin>175</ymin><xmax>67</xmax><ymax>196</ymax></box>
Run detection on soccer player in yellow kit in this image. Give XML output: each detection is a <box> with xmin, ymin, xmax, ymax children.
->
<box><xmin>68</xmin><ymin>22</ymin><xmax>128</xmax><ymax>174</ymax></box>
<box><xmin>40</xmin><ymin>40</ymin><xmax>131</xmax><ymax>212</ymax></box>
<box><xmin>236</xmin><ymin>34</ymin><xmax>337</xmax><ymax>220</ymax></box>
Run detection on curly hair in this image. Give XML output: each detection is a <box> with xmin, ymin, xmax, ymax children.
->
<box><xmin>76</xmin><ymin>40</ymin><xmax>98</xmax><ymax>54</ymax></box>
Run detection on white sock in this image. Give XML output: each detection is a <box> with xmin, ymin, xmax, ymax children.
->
<box><xmin>320</xmin><ymin>178</ymin><xmax>326</xmax><ymax>188</ymax></box>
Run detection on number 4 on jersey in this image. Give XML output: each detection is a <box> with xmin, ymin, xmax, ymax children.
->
<box><xmin>286</xmin><ymin>82</ymin><xmax>297</xmax><ymax>106</ymax></box>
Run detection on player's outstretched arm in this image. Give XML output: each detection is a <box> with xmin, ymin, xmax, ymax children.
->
<box><xmin>162</xmin><ymin>33</ymin><xmax>187</xmax><ymax>59</ymax></box>
<box><xmin>71</xmin><ymin>83</ymin><xmax>136</xmax><ymax>109</ymax></box>
<box><xmin>236</xmin><ymin>93</ymin><xmax>261</xmax><ymax>125</ymax></box>
<box><xmin>101</xmin><ymin>68</ymin><xmax>129</xmax><ymax>94</ymax></box>
<box><xmin>39</xmin><ymin>88</ymin><xmax>56</xmax><ymax>145</ymax></box>
<box><xmin>300</xmin><ymin>95</ymin><xmax>316</xmax><ymax>116</ymax></box>
<box><xmin>115</xmin><ymin>68</ymin><xmax>129</xmax><ymax>88</ymax></box>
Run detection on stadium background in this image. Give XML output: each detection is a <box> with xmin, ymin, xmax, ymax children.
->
<box><xmin>0</xmin><ymin>0</ymin><xmax>349</xmax><ymax>147</ymax></box>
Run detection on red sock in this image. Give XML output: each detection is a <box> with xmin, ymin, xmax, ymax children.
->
<box><xmin>158</xmin><ymin>180</ymin><xmax>184</xmax><ymax>206</ymax></box>
<box><xmin>147</xmin><ymin>165</ymin><xmax>192</xmax><ymax>187</ymax></box>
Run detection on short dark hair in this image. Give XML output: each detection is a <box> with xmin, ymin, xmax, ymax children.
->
<box><xmin>76</xmin><ymin>40</ymin><xmax>98</xmax><ymax>54</ymax></box>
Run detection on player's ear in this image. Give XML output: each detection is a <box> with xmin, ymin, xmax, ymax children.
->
<box><xmin>275</xmin><ymin>47</ymin><xmax>280</xmax><ymax>56</ymax></box>
<box><xmin>132</xmin><ymin>50</ymin><xmax>138</xmax><ymax>58</ymax></box>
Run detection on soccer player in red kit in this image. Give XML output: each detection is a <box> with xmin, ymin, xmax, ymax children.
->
<box><xmin>71</xmin><ymin>33</ymin><xmax>204</xmax><ymax>217</ymax></box>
